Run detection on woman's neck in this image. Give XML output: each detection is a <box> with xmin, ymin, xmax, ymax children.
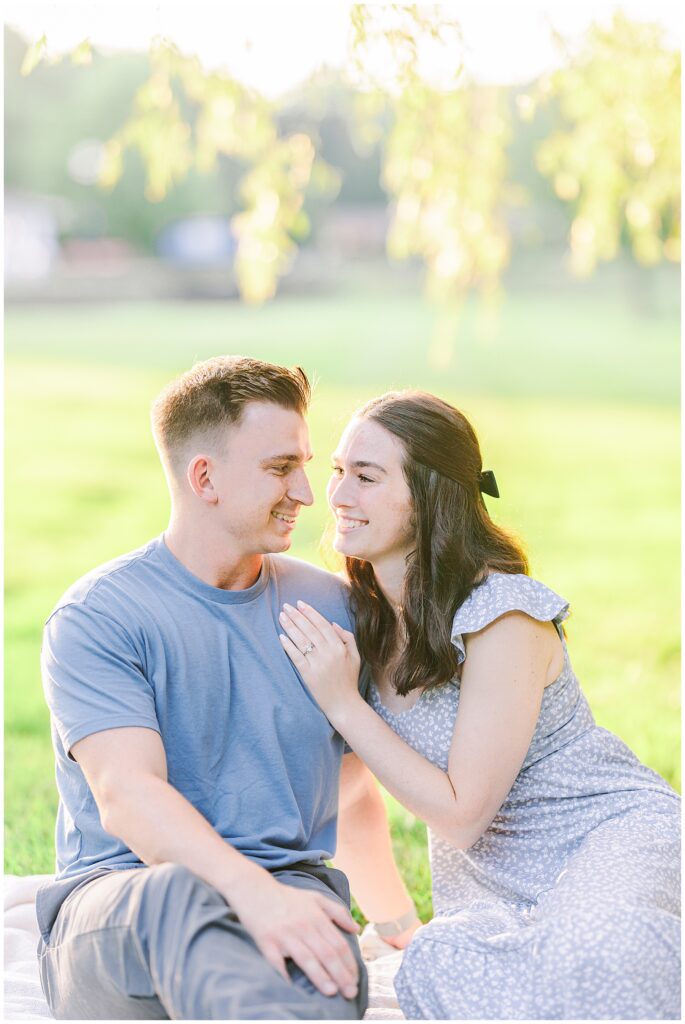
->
<box><xmin>370</xmin><ymin>555</ymin><xmax>406</xmax><ymax>610</ymax></box>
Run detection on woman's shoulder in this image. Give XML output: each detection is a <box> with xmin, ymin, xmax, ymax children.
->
<box><xmin>450</xmin><ymin>573</ymin><xmax>569</xmax><ymax>663</ymax></box>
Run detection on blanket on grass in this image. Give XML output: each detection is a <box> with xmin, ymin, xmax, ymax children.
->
<box><xmin>4</xmin><ymin>875</ymin><xmax>403</xmax><ymax>1020</ymax></box>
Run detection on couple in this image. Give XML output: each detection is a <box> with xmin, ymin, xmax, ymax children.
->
<box><xmin>38</xmin><ymin>355</ymin><xmax>680</xmax><ymax>1020</ymax></box>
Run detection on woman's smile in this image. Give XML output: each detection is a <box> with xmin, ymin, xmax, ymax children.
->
<box><xmin>336</xmin><ymin>515</ymin><xmax>369</xmax><ymax>532</ymax></box>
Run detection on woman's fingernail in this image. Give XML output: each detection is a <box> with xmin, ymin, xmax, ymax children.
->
<box><xmin>297</xmin><ymin>600</ymin><xmax>307</xmax><ymax>608</ymax></box>
<box><xmin>283</xmin><ymin>603</ymin><xmax>294</xmax><ymax>612</ymax></box>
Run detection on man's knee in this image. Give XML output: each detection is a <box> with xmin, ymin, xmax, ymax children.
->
<box><xmin>285</xmin><ymin>972</ymin><xmax>367</xmax><ymax>1022</ymax></box>
<box><xmin>321</xmin><ymin>988</ymin><xmax>368</xmax><ymax>1020</ymax></box>
<box><xmin>286</xmin><ymin>938</ymin><xmax>368</xmax><ymax>1020</ymax></box>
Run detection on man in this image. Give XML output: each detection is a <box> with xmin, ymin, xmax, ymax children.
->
<box><xmin>38</xmin><ymin>356</ymin><xmax>413</xmax><ymax>1020</ymax></box>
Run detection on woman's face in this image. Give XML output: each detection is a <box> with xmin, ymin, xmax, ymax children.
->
<box><xmin>327</xmin><ymin>417</ymin><xmax>415</xmax><ymax>566</ymax></box>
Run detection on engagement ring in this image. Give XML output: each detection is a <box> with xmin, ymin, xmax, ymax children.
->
<box><xmin>302</xmin><ymin>642</ymin><xmax>315</xmax><ymax>656</ymax></box>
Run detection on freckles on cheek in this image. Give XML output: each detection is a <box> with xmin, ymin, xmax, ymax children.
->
<box><xmin>386</xmin><ymin>489</ymin><xmax>410</xmax><ymax>514</ymax></box>
<box><xmin>387</xmin><ymin>495</ymin><xmax>414</xmax><ymax>536</ymax></box>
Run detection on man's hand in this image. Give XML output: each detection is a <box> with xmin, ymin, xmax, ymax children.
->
<box><xmin>231</xmin><ymin>873</ymin><xmax>361</xmax><ymax>999</ymax></box>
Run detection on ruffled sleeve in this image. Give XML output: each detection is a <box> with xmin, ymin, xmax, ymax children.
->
<box><xmin>450</xmin><ymin>573</ymin><xmax>570</xmax><ymax>665</ymax></box>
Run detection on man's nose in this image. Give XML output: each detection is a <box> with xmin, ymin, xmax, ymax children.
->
<box><xmin>288</xmin><ymin>468</ymin><xmax>314</xmax><ymax>507</ymax></box>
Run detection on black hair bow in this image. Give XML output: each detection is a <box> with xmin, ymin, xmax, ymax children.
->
<box><xmin>478</xmin><ymin>470</ymin><xmax>499</xmax><ymax>498</ymax></box>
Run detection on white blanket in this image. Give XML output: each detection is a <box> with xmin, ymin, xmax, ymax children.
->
<box><xmin>4</xmin><ymin>875</ymin><xmax>403</xmax><ymax>1020</ymax></box>
<box><xmin>4</xmin><ymin>875</ymin><xmax>54</xmax><ymax>1021</ymax></box>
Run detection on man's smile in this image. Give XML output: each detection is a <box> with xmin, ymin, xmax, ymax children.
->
<box><xmin>272</xmin><ymin>510</ymin><xmax>298</xmax><ymax>525</ymax></box>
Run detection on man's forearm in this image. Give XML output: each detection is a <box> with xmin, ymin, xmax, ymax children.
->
<box><xmin>73</xmin><ymin>728</ymin><xmax>362</xmax><ymax>998</ymax></box>
<box><xmin>103</xmin><ymin>772</ymin><xmax>271</xmax><ymax>909</ymax></box>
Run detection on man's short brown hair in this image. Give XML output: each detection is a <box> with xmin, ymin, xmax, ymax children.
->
<box><xmin>151</xmin><ymin>356</ymin><xmax>311</xmax><ymax>472</ymax></box>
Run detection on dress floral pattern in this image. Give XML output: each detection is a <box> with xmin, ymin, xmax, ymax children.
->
<box><xmin>369</xmin><ymin>574</ymin><xmax>680</xmax><ymax>1019</ymax></box>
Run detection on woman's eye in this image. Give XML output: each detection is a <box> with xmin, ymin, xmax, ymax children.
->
<box><xmin>330</xmin><ymin>466</ymin><xmax>373</xmax><ymax>483</ymax></box>
<box><xmin>272</xmin><ymin>466</ymin><xmax>289</xmax><ymax>475</ymax></box>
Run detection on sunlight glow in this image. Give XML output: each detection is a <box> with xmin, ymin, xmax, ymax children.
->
<box><xmin>5</xmin><ymin>1</ymin><xmax>681</xmax><ymax>98</ymax></box>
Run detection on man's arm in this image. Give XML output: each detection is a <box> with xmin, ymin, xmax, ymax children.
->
<box><xmin>335</xmin><ymin>753</ymin><xmax>420</xmax><ymax>949</ymax></box>
<box><xmin>72</xmin><ymin>726</ymin><xmax>360</xmax><ymax>999</ymax></box>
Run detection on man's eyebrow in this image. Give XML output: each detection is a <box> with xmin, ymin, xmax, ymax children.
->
<box><xmin>331</xmin><ymin>455</ymin><xmax>387</xmax><ymax>474</ymax></box>
<box><xmin>260</xmin><ymin>453</ymin><xmax>313</xmax><ymax>464</ymax></box>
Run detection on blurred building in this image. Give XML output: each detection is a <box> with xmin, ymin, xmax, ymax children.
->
<box><xmin>156</xmin><ymin>215</ymin><xmax>236</xmax><ymax>267</ymax></box>
<box><xmin>316</xmin><ymin>204</ymin><xmax>388</xmax><ymax>258</ymax></box>
<box><xmin>5</xmin><ymin>191</ymin><xmax>60</xmax><ymax>283</ymax></box>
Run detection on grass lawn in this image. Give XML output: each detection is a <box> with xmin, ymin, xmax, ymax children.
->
<box><xmin>5</xmin><ymin>279</ymin><xmax>680</xmax><ymax>922</ymax></box>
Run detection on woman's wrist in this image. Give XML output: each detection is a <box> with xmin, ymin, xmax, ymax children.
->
<box><xmin>328</xmin><ymin>690</ymin><xmax>366</xmax><ymax>733</ymax></box>
<box><xmin>379</xmin><ymin>918</ymin><xmax>422</xmax><ymax>949</ymax></box>
<box><xmin>373</xmin><ymin>903</ymin><xmax>420</xmax><ymax>939</ymax></box>
<box><xmin>370</xmin><ymin>905</ymin><xmax>422</xmax><ymax>950</ymax></box>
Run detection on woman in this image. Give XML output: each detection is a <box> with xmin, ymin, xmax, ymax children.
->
<box><xmin>278</xmin><ymin>390</ymin><xmax>681</xmax><ymax>1020</ymax></box>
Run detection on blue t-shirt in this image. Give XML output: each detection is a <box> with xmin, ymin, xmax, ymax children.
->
<box><xmin>40</xmin><ymin>535</ymin><xmax>355</xmax><ymax>886</ymax></box>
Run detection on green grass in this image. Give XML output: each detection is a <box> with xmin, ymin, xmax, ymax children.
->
<box><xmin>4</xmin><ymin>281</ymin><xmax>680</xmax><ymax>921</ymax></box>
<box><xmin>4</xmin><ymin>279</ymin><xmax>679</xmax><ymax>405</ymax></box>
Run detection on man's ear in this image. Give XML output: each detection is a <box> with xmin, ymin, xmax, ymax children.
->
<box><xmin>186</xmin><ymin>455</ymin><xmax>218</xmax><ymax>503</ymax></box>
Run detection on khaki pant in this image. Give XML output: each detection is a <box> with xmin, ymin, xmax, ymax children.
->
<box><xmin>37</xmin><ymin>861</ymin><xmax>368</xmax><ymax>1020</ymax></box>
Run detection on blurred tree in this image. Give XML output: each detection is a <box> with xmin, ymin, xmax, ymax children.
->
<box><xmin>350</xmin><ymin>6</ymin><xmax>511</xmax><ymax>315</ymax></box>
<box><xmin>280</xmin><ymin>67</ymin><xmax>387</xmax><ymax>207</ymax></box>
<box><xmin>12</xmin><ymin>7</ymin><xmax>680</xmax><ymax>310</ymax></box>
<box><xmin>530</xmin><ymin>14</ymin><xmax>680</xmax><ymax>275</ymax></box>
<box><xmin>97</xmin><ymin>40</ymin><xmax>339</xmax><ymax>302</ymax></box>
<box><xmin>5</xmin><ymin>27</ymin><xmax>240</xmax><ymax>251</ymax></box>
<box><xmin>347</xmin><ymin>5</ymin><xmax>518</xmax><ymax>364</ymax></box>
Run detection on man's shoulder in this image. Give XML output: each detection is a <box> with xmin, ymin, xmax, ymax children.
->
<box><xmin>49</xmin><ymin>537</ymin><xmax>162</xmax><ymax>622</ymax></box>
<box><xmin>268</xmin><ymin>556</ymin><xmax>352</xmax><ymax>623</ymax></box>
<box><xmin>268</xmin><ymin>554</ymin><xmax>349</xmax><ymax>594</ymax></box>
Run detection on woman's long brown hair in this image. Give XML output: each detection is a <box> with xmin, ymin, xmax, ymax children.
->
<box><xmin>346</xmin><ymin>391</ymin><xmax>528</xmax><ymax>696</ymax></box>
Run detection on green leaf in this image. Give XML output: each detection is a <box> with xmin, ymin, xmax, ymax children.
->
<box><xmin>20</xmin><ymin>34</ymin><xmax>47</xmax><ymax>77</ymax></box>
<box><xmin>70</xmin><ymin>38</ymin><xmax>93</xmax><ymax>66</ymax></box>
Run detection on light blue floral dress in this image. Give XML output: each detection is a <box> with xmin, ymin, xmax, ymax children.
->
<box><xmin>369</xmin><ymin>574</ymin><xmax>680</xmax><ymax>1020</ymax></box>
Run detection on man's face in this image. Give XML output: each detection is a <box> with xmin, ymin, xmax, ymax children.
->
<box><xmin>207</xmin><ymin>401</ymin><xmax>314</xmax><ymax>556</ymax></box>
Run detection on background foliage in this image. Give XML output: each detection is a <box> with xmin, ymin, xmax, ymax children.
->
<box><xmin>7</xmin><ymin>7</ymin><xmax>680</xmax><ymax>313</ymax></box>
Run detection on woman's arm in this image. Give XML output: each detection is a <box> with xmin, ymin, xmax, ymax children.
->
<box><xmin>337</xmin><ymin>752</ymin><xmax>419</xmax><ymax>947</ymax></box>
<box><xmin>280</xmin><ymin>602</ymin><xmax>556</xmax><ymax>849</ymax></box>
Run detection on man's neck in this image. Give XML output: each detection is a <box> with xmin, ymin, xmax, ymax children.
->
<box><xmin>164</xmin><ymin>521</ymin><xmax>263</xmax><ymax>591</ymax></box>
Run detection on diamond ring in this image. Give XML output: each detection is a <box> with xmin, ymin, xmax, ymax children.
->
<box><xmin>302</xmin><ymin>642</ymin><xmax>315</xmax><ymax>656</ymax></box>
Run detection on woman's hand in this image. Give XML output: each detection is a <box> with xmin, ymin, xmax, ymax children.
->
<box><xmin>279</xmin><ymin>601</ymin><xmax>362</xmax><ymax>725</ymax></box>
